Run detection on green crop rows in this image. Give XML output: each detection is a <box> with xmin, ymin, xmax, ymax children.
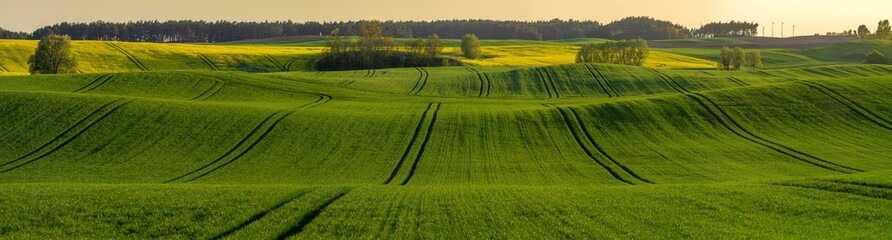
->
<box><xmin>1</xmin><ymin>39</ymin><xmax>892</xmax><ymax>239</ymax></box>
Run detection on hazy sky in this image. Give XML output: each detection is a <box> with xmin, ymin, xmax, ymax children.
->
<box><xmin>2</xmin><ymin>0</ymin><xmax>890</xmax><ymax>36</ymax></box>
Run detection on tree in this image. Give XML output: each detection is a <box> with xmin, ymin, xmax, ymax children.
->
<box><xmin>731</xmin><ymin>47</ymin><xmax>745</xmax><ymax>70</ymax></box>
<box><xmin>857</xmin><ymin>25</ymin><xmax>872</xmax><ymax>39</ymax></box>
<box><xmin>408</xmin><ymin>38</ymin><xmax>425</xmax><ymax>55</ymax></box>
<box><xmin>719</xmin><ymin>46</ymin><xmax>732</xmax><ymax>70</ymax></box>
<box><xmin>865</xmin><ymin>50</ymin><xmax>889</xmax><ymax>64</ymax></box>
<box><xmin>746</xmin><ymin>50</ymin><xmax>763</xmax><ymax>69</ymax></box>
<box><xmin>876</xmin><ymin>20</ymin><xmax>892</xmax><ymax>40</ymax></box>
<box><xmin>461</xmin><ymin>34</ymin><xmax>481</xmax><ymax>59</ymax></box>
<box><xmin>28</xmin><ymin>34</ymin><xmax>77</xmax><ymax>74</ymax></box>
<box><xmin>424</xmin><ymin>34</ymin><xmax>444</xmax><ymax>57</ymax></box>
<box><xmin>324</xmin><ymin>28</ymin><xmax>346</xmax><ymax>54</ymax></box>
<box><xmin>358</xmin><ymin>20</ymin><xmax>384</xmax><ymax>53</ymax></box>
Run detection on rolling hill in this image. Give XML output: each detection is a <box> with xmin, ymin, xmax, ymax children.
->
<box><xmin>1</xmin><ymin>38</ymin><xmax>892</xmax><ymax>238</ymax></box>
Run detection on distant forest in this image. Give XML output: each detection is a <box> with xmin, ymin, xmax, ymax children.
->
<box><xmin>3</xmin><ymin>17</ymin><xmax>760</xmax><ymax>42</ymax></box>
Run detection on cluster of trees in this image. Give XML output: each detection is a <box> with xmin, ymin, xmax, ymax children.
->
<box><xmin>718</xmin><ymin>46</ymin><xmax>761</xmax><ymax>70</ymax></box>
<box><xmin>695</xmin><ymin>21</ymin><xmax>759</xmax><ymax>37</ymax></box>
<box><xmin>856</xmin><ymin>20</ymin><xmax>892</xmax><ymax>40</ymax></box>
<box><xmin>0</xmin><ymin>27</ymin><xmax>29</xmax><ymax>39</ymax></box>
<box><xmin>575</xmin><ymin>39</ymin><xmax>650</xmax><ymax>66</ymax></box>
<box><xmin>865</xmin><ymin>50</ymin><xmax>889</xmax><ymax>64</ymax></box>
<box><xmin>318</xmin><ymin>21</ymin><xmax>454</xmax><ymax>70</ymax></box>
<box><xmin>28</xmin><ymin>34</ymin><xmax>78</xmax><ymax>74</ymax></box>
<box><xmin>594</xmin><ymin>17</ymin><xmax>692</xmax><ymax>40</ymax></box>
<box><xmin>9</xmin><ymin>17</ymin><xmax>744</xmax><ymax>42</ymax></box>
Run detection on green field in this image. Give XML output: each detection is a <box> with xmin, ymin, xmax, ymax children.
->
<box><xmin>1</xmin><ymin>37</ymin><xmax>892</xmax><ymax>238</ymax></box>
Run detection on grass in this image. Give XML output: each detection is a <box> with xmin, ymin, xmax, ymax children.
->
<box><xmin>1</xmin><ymin>37</ymin><xmax>892</xmax><ymax>238</ymax></box>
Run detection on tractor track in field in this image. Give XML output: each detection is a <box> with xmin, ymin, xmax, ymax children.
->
<box><xmin>0</xmin><ymin>63</ymin><xmax>9</xmax><ymax>72</ymax></box>
<box><xmin>72</xmin><ymin>74</ymin><xmax>114</xmax><ymax>93</ymax></box>
<box><xmin>543</xmin><ymin>67</ymin><xmax>562</xmax><ymax>98</ymax></box>
<box><xmin>556</xmin><ymin>107</ymin><xmax>634</xmax><ymax>185</ymax></box>
<box><xmin>0</xmin><ymin>99</ymin><xmax>131</xmax><ymax>173</ymax></box>
<box><xmin>105</xmin><ymin>42</ymin><xmax>149</xmax><ymax>71</ymax></box>
<box><xmin>296</xmin><ymin>95</ymin><xmax>333</xmax><ymax>109</ymax></box>
<box><xmin>400</xmin><ymin>103</ymin><xmax>442</xmax><ymax>185</ymax></box>
<box><xmin>483</xmin><ymin>72</ymin><xmax>493</xmax><ymax>97</ymax></box>
<box><xmin>773</xmin><ymin>182</ymin><xmax>892</xmax><ymax>201</ymax></box>
<box><xmin>198</xmin><ymin>54</ymin><xmax>222</xmax><ymax>71</ymax></box>
<box><xmin>407</xmin><ymin>67</ymin><xmax>429</xmax><ymax>95</ymax></box>
<box><xmin>283</xmin><ymin>57</ymin><xmax>301</xmax><ymax>72</ymax></box>
<box><xmin>341</xmin><ymin>69</ymin><xmax>374</xmax><ymax>87</ymax></box>
<box><xmin>534</xmin><ymin>68</ymin><xmax>554</xmax><ymax>98</ymax></box>
<box><xmin>650</xmin><ymin>69</ymin><xmax>861</xmax><ymax>174</ymax></box>
<box><xmin>264</xmin><ymin>55</ymin><xmax>287</xmax><ymax>71</ymax></box>
<box><xmin>588</xmin><ymin>64</ymin><xmax>621</xmax><ymax>97</ymax></box>
<box><xmin>727</xmin><ymin>77</ymin><xmax>749</xmax><ymax>87</ymax></box>
<box><xmin>166</xmin><ymin>96</ymin><xmax>331</xmax><ymax>183</ymax></box>
<box><xmin>567</xmin><ymin>107</ymin><xmax>654</xmax><ymax>184</ymax></box>
<box><xmin>190</xmin><ymin>79</ymin><xmax>226</xmax><ymax>101</ymax></box>
<box><xmin>384</xmin><ymin>103</ymin><xmax>435</xmax><ymax>184</ymax></box>
<box><xmin>798</xmin><ymin>80</ymin><xmax>892</xmax><ymax>131</ymax></box>
<box><xmin>274</xmin><ymin>189</ymin><xmax>354</xmax><ymax>240</ymax></box>
<box><xmin>583</xmin><ymin>64</ymin><xmax>614</xmax><ymax>97</ymax></box>
<box><xmin>467</xmin><ymin>67</ymin><xmax>491</xmax><ymax>97</ymax></box>
<box><xmin>210</xmin><ymin>190</ymin><xmax>312</xmax><ymax>240</ymax></box>
<box><xmin>166</xmin><ymin>111</ymin><xmax>296</xmax><ymax>183</ymax></box>
<box><xmin>818</xmin><ymin>179</ymin><xmax>892</xmax><ymax>191</ymax></box>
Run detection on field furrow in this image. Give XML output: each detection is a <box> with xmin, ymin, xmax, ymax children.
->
<box><xmin>401</xmin><ymin>103</ymin><xmax>442</xmax><ymax>185</ymax></box>
<box><xmin>191</xmin><ymin>79</ymin><xmax>226</xmax><ymax>101</ymax></box>
<box><xmin>265</xmin><ymin>55</ymin><xmax>287</xmax><ymax>71</ymax></box>
<box><xmin>72</xmin><ymin>74</ymin><xmax>112</xmax><ymax>93</ymax></box>
<box><xmin>385</xmin><ymin>103</ymin><xmax>435</xmax><ymax>184</ymax></box>
<box><xmin>534</xmin><ymin>68</ymin><xmax>554</xmax><ymax>98</ymax></box>
<box><xmin>414</xmin><ymin>68</ymin><xmax>429</xmax><ymax>95</ymax></box>
<box><xmin>798</xmin><ymin>80</ymin><xmax>892</xmax><ymax>131</ymax></box>
<box><xmin>105</xmin><ymin>42</ymin><xmax>149</xmax><ymax>71</ymax></box>
<box><xmin>165</xmin><ymin>111</ymin><xmax>294</xmax><ymax>183</ymax></box>
<box><xmin>568</xmin><ymin>107</ymin><xmax>654</xmax><ymax>184</ymax></box>
<box><xmin>589</xmin><ymin>64</ymin><xmax>621</xmax><ymax>96</ymax></box>
<box><xmin>645</xmin><ymin>69</ymin><xmax>861</xmax><ymax>173</ymax></box>
<box><xmin>774</xmin><ymin>182</ymin><xmax>892</xmax><ymax>201</ymax></box>
<box><xmin>210</xmin><ymin>190</ymin><xmax>312</xmax><ymax>239</ymax></box>
<box><xmin>274</xmin><ymin>188</ymin><xmax>354</xmax><ymax>239</ymax></box>
<box><xmin>199</xmin><ymin>54</ymin><xmax>222</xmax><ymax>71</ymax></box>
<box><xmin>543</xmin><ymin>67</ymin><xmax>562</xmax><ymax>98</ymax></box>
<box><xmin>727</xmin><ymin>77</ymin><xmax>749</xmax><ymax>86</ymax></box>
<box><xmin>583</xmin><ymin>64</ymin><xmax>614</xmax><ymax>97</ymax></box>
<box><xmin>0</xmin><ymin>99</ymin><xmax>130</xmax><ymax>173</ymax></box>
<box><xmin>556</xmin><ymin>107</ymin><xmax>633</xmax><ymax>184</ymax></box>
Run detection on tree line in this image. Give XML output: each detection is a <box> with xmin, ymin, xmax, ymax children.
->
<box><xmin>3</xmin><ymin>17</ymin><xmax>752</xmax><ymax>42</ymax></box>
<box><xmin>695</xmin><ymin>21</ymin><xmax>759</xmax><ymax>38</ymax></box>
<box><xmin>0</xmin><ymin>27</ymin><xmax>29</xmax><ymax>39</ymax></box>
<box><xmin>575</xmin><ymin>39</ymin><xmax>650</xmax><ymax>66</ymax></box>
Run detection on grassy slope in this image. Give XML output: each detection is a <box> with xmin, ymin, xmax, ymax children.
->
<box><xmin>0</xmin><ymin>39</ymin><xmax>726</xmax><ymax>75</ymax></box>
<box><xmin>2</xmin><ymin>40</ymin><xmax>892</xmax><ymax>238</ymax></box>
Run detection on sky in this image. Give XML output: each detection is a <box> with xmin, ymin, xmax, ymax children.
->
<box><xmin>2</xmin><ymin>0</ymin><xmax>890</xmax><ymax>36</ymax></box>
